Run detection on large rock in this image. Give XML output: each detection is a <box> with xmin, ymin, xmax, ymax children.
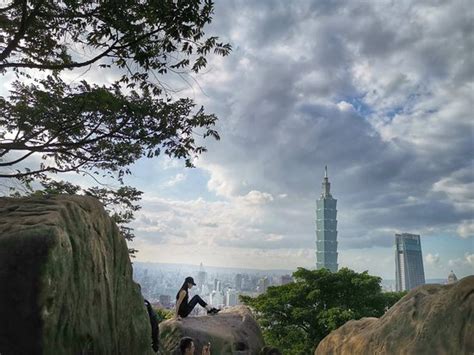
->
<box><xmin>0</xmin><ymin>196</ymin><xmax>153</xmax><ymax>354</ymax></box>
<box><xmin>159</xmin><ymin>305</ymin><xmax>265</xmax><ymax>354</ymax></box>
<box><xmin>315</xmin><ymin>276</ymin><xmax>474</xmax><ymax>355</ymax></box>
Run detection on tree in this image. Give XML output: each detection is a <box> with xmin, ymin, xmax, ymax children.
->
<box><xmin>0</xmin><ymin>0</ymin><xmax>231</xmax><ymax>247</ymax></box>
<box><xmin>240</xmin><ymin>268</ymin><xmax>406</xmax><ymax>354</ymax></box>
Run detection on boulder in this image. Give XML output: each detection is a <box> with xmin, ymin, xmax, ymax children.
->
<box><xmin>315</xmin><ymin>276</ymin><xmax>474</xmax><ymax>355</ymax></box>
<box><xmin>159</xmin><ymin>305</ymin><xmax>264</xmax><ymax>354</ymax></box>
<box><xmin>0</xmin><ymin>195</ymin><xmax>153</xmax><ymax>355</ymax></box>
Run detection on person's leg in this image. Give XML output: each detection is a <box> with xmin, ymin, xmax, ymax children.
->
<box><xmin>182</xmin><ymin>296</ymin><xmax>220</xmax><ymax>317</ymax></box>
<box><xmin>187</xmin><ymin>295</ymin><xmax>208</xmax><ymax>309</ymax></box>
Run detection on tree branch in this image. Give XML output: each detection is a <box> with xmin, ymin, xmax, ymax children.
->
<box><xmin>0</xmin><ymin>40</ymin><xmax>119</xmax><ymax>70</ymax></box>
<box><xmin>0</xmin><ymin>150</ymin><xmax>36</xmax><ymax>166</ymax></box>
<box><xmin>0</xmin><ymin>160</ymin><xmax>88</xmax><ymax>178</ymax></box>
<box><xmin>0</xmin><ymin>24</ymin><xmax>166</xmax><ymax>71</ymax></box>
<box><xmin>0</xmin><ymin>0</ymin><xmax>44</xmax><ymax>62</ymax></box>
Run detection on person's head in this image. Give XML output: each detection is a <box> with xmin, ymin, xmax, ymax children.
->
<box><xmin>184</xmin><ymin>276</ymin><xmax>196</xmax><ymax>289</ymax></box>
<box><xmin>179</xmin><ymin>337</ymin><xmax>195</xmax><ymax>355</ymax></box>
<box><xmin>176</xmin><ymin>277</ymin><xmax>196</xmax><ymax>300</ymax></box>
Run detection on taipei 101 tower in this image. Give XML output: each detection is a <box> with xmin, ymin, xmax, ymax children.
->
<box><xmin>315</xmin><ymin>166</ymin><xmax>338</xmax><ymax>272</ymax></box>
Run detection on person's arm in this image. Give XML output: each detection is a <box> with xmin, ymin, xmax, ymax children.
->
<box><xmin>175</xmin><ymin>290</ymin><xmax>186</xmax><ymax>319</ymax></box>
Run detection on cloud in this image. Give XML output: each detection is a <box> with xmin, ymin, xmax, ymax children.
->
<box><xmin>125</xmin><ymin>0</ymin><xmax>474</xmax><ymax>271</ymax></box>
<box><xmin>465</xmin><ymin>253</ymin><xmax>474</xmax><ymax>267</ymax></box>
<box><xmin>186</xmin><ymin>0</ymin><xmax>474</xmax><ymax>253</ymax></box>
<box><xmin>237</xmin><ymin>190</ymin><xmax>274</xmax><ymax>205</ymax></box>
<box><xmin>457</xmin><ymin>220</ymin><xmax>474</xmax><ymax>239</ymax></box>
<box><xmin>5</xmin><ymin>0</ymin><xmax>468</xmax><ymax>272</ymax></box>
<box><xmin>163</xmin><ymin>173</ymin><xmax>186</xmax><ymax>187</ymax></box>
<box><xmin>448</xmin><ymin>253</ymin><xmax>474</xmax><ymax>269</ymax></box>
<box><xmin>425</xmin><ymin>253</ymin><xmax>440</xmax><ymax>265</ymax></box>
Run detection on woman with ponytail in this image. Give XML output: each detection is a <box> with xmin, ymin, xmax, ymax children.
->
<box><xmin>175</xmin><ymin>276</ymin><xmax>219</xmax><ymax>319</ymax></box>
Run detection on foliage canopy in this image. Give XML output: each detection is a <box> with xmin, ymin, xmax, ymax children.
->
<box><xmin>240</xmin><ymin>267</ymin><xmax>406</xmax><ymax>354</ymax></box>
<box><xmin>0</xmin><ymin>0</ymin><xmax>231</xmax><ymax>246</ymax></box>
<box><xmin>0</xmin><ymin>0</ymin><xmax>230</xmax><ymax>178</ymax></box>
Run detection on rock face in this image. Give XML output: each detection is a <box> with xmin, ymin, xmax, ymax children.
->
<box><xmin>0</xmin><ymin>196</ymin><xmax>153</xmax><ymax>355</ymax></box>
<box><xmin>159</xmin><ymin>305</ymin><xmax>265</xmax><ymax>354</ymax></box>
<box><xmin>315</xmin><ymin>276</ymin><xmax>474</xmax><ymax>355</ymax></box>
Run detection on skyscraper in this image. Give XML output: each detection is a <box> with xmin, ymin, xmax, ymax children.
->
<box><xmin>225</xmin><ymin>289</ymin><xmax>239</xmax><ymax>307</ymax></box>
<box><xmin>395</xmin><ymin>233</ymin><xmax>426</xmax><ymax>291</ymax></box>
<box><xmin>197</xmin><ymin>262</ymin><xmax>207</xmax><ymax>293</ymax></box>
<box><xmin>234</xmin><ymin>273</ymin><xmax>243</xmax><ymax>291</ymax></box>
<box><xmin>315</xmin><ymin>166</ymin><xmax>338</xmax><ymax>272</ymax></box>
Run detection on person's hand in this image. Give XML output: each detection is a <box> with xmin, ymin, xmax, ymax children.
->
<box><xmin>202</xmin><ymin>342</ymin><xmax>211</xmax><ymax>355</ymax></box>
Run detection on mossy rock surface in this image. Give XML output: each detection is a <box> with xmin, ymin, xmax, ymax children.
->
<box><xmin>159</xmin><ymin>305</ymin><xmax>264</xmax><ymax>354</ymax></box>
<box><xmin>0</xmin><ymin>195</ymin><xmax>153</xmax><ymax>355</ymax></box>
<box><xmin>315</xmin><ymin>276</ymin><xmax>474</xmax><ymax>355</ymax></box>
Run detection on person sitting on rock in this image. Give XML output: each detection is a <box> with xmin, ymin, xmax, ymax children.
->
<box><xmin>175</xmin><ymin>276</ymin><xmax>219</xmax><ymax>319</ymax></box>
<box><xmin>179</xmin><ymin>337</ymin><xmax>211</xmax><ymax>355</ymax></box>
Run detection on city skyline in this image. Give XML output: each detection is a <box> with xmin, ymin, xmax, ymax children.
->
<box><xmin>132</xmin><ymin>260</ymin><xmax>452</xmax><ymax>310</ymax></box>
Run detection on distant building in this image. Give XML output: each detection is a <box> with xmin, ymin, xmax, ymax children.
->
<box><xmin>257</xmin><ymin>277</ymin><xmax>269</xmax><ymax>293</ymax></box>
<box><xmin>214</xmin><ymin>279</ymin><xmax>222</xmax><ymax>292</ymax></box>
<box><xmin>280</xmin><ymin>274</ymin><xmax>293</xmax><ymax>285</ymax></box>
<box><xmin>395</xmin><ymin>233</ymin><xmax>426</xmax><ymax>291</ymax></box>
<box><xmin>159</xmin><ymin>295</ymin><xmax>171</xmax><ymax>308</ymax></box>
<box><xmin>243</xmin><ymin>275</ymin><xmax>259</xmax><ymax>291</ymax></box>
<box><xmin>197</xmin><ymin>262</ymin><xmax>207</xmax><ymax>293</ymax></box>
<box><xmin>447</xmin><ymin>270</ymin><xmax>458</xmax><ymax>284</ymax></box>
<box><xmin>210</xmin><ymin>290</ymin><xmax>224</xmax><ymax>307</ymax></box>
<box><xmin>316</xmin><ymin>166</ymin><xmax>338</xmax><ymax>272</ymax></box>
<box><xmin>226</xmin><ymin>289</ymin><xmax>239</xmax><ymax>307</ymax></box>
<box><xmin>234</xmin><ymin>273</ymin><xmax>243</xmax><ymax>291</ymax></box>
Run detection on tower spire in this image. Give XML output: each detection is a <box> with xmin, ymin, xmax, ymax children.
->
<box><xmin>321</xmin><ymin>165</ymin><xmax>331</xmax><ymax>198</ymax></box>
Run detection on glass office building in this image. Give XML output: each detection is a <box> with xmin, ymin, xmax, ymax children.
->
<box><xmin>315</xmin><ymin>166</ymin><xmax>338</xmax><ymax>272</ymax></box>
<box><xmin>395</xmin><ymin>233</ymin><xmax>426</xmax><ymax>291</ymax></box>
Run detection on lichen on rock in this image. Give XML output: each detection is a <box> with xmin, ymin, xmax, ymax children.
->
<box><xmin>0</xmin><ymin>195</ymin><xmax>153</xmax><ymax>354</ymax></box>
<box><xmin>315</xmin><ymin>276</ymin><xmax>474</xmax><ymax>355</ymax></box>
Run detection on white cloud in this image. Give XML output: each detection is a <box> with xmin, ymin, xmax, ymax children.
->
<box><xmin>457</xmin><ymin>220</ymin><xmax>474</xmax><ymax>239</ymax></box>
<box><xmin>465</xmin><ymin>253</ymin><xmax>474</xmax><ymax>267</ymax></box>
<box><xmin>337</xmin><ymin>101</ymin><xmax>355</xmax><ymax>112</ymax></box>
<box><xmin>161</xmin><ymin>157</ymin><xmax>182</xmax><ymax>170</ymax></box>
<box><xmin>425</xmin><ymin>253</ymin><xmax>440</xmax><ymax>265</ymax></box>
<box><xmin>204</xmin><ymin>163</ymin><xmax>238</xmax><ymax>198</ymax></box>
<box><xmin>238</xmin><ymin>190</ymin><xmax>274</xmax><ymax>205</ymax></box>
<box><xmin>448</xmin><ymin>253</ymin><xmax>474</xmax><ymax>269</ymax></box>
<box><xmin>163</xmin><ymin>173</ymin><xmax>186</xmax><ymax>187</ymax></box>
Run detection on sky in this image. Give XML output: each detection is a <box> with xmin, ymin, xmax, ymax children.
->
<box><xmin>1</xmin><ymin>0</ymin><xmax>473</xmax><ymax>279</ymax></box>
<box><xmin>124</xmin><ymin>0</ymin><xmax>474</xmax><ymax>279</ymax></box>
